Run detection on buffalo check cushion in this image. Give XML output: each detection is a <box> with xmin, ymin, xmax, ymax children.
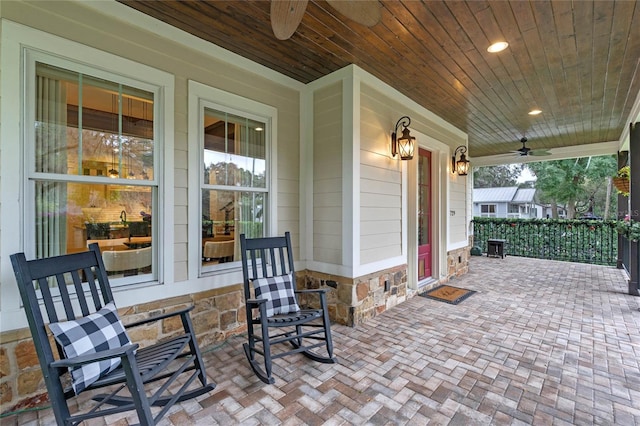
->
<box><xmin>49</xmin><ymin>302</ymin><xmax>132</xmax><ymax>394</ymax></box>
<box><xmin>252</xmin><ymin>273</ymin><xmax>300</xmax><ymax>317</ymax></box>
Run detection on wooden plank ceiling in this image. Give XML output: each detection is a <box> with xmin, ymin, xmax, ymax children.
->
<box><xmin>118</xmin><ymin>0</ymin><xmax>640</xmax><ymax>159</ymax></box>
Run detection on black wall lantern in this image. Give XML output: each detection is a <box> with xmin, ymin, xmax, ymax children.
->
<box><xmin>391</xmin><ymin>116</ymin><xmax>415</xmax><ymax>160</ymax></box>
<box><xmin>452</xmin><ymin>145</ymin><xmax>470</xmax><ymax>176</ymax></box>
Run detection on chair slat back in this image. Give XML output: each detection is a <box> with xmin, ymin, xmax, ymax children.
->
<box><xmin>240</xmin><ymin>232</ymin><xmax>295</xmax><ymax>301</ymax></box>
<box><xmin>10</xmin><ymin>244</ymin><xmax>115</xmax><ymax>376</ymax></box>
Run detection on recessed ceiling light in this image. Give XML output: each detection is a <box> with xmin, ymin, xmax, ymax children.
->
<box><xmin>255</xmin><ymin>127</ymin><xmax>263</xmax><ymax>132</ymax></box>
<box><xmin>528</xmin><ymin>109</ymin><xmax>542</xmax><ymax>115</ymax></box>
<box><xmin>487</xmin><ymin>41</ymin><xmax>509</xmax><ymax>53</ymax></box>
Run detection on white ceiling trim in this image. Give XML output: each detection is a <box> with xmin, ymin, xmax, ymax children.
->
<box><xmin>471</xmin><ymin>141</ymin><xmax>620</xmax><ymax>167</ymax></box>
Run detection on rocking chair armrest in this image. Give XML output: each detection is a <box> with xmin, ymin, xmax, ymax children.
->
<box><xmin>50</xmin><ymin>343</ymin><xmax>139</xmax><ymax>368</ymax></box>
<box><xmin>246</xmin><ymin>298</ymin><xmax>268</xmax><ymax>307</ymax></box>
<box><xmin>125</xmin><ymin>306</ymin><xmax>195</xmax><ymax>328</ymax></box>
<box><xmin>295</xmin><ymin>288</ymin><xmax>330</xmax><ymax>295</ymax></box>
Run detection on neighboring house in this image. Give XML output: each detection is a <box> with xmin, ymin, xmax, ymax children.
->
<box><xmin>542</xmin><ymin>204</ymin><xmax>568</xmax><ymax>219</ymax></box>
<box><xmin>0</xmin><ymin>2</ymin><xmax>471</xmax><ymax>410</ymax></box>
<box><xmin>473</xmin><ymin>187</ymin><xmax>544</xmax><ymax>219</ymax></box>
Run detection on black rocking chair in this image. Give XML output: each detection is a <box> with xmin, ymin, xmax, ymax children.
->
<box><xmin>240</xmin><ymin>232</ymin><xmax>337</xmax><ymax>384</ymax></box>
<box><xmin>10</xmin><ymin>243</ymin><xmax>215</xmax><ymax>425</ymax></box>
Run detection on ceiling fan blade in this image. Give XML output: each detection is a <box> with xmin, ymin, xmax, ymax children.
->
<box><xmin>326</xmin><ymin>0</ymin><xmax>382</xmax><ymax>27</ymax></box>
<box><xmin>529</xmin><ymin>150</ymin><xmax>552</xmax><ymax>156</ymax></box>
<box><xmin>493</xmin><ymin>151</ymin><xmax>521</xmax><ymax>157</ymax></box>
<box><xmin>271</xmin><ymin>0</ymin><xmax>309</xmax><ymax>40</ymax></box>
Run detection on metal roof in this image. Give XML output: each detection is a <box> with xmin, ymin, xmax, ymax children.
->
<box><xmin>473</xmin><ymin>187</ymin><xmax>536</xmax><ymax>203</ymax></box>
<box><xmin>512</xmin><ymin>188</ymin><xmax>536</xmax><ymax>203</ymax></box>
<box><xmin>473</xmin><ymin>187</ymin><xmax>518</xmax><ymax>203</ymax></box>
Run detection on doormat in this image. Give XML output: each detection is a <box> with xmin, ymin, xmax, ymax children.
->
<box><xmin>419</xmin><ymin>285</ymin><xmax>476</xmax><ymax>305</ymax></box>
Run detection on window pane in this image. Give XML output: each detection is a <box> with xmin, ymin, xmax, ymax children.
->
<box><xmin>418</xmin><ymin>152</ymin><xmax>430</xmax><ymax>246</ymax></box>
<box><xmin>35</xmin><ymin>62</ymin><xmax>154</xmax><ymax>181</ymax></box>
<box><xmin>36</xmin><ymin>181</ymin><xmax>153</xmax><ymax>253</ymax></box>
<box><xmin>203</xmin><ymin>108</ymin><xmax>265</xmax><ymax>188</ymax></box>
<box><xmin>201</xmin><ymin>189</ymin><xmax>265</xmax><ymax>267</ymax></box>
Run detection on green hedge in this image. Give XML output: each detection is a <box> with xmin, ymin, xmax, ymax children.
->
<box><xmin>472</xmin><ymin>217</ymin><xmax>619</xmax><ymax>266</ymax></box>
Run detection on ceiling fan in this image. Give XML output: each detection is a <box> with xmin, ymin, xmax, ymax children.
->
<box><xmin>271</xmin><ymin>0</ymin><xmax>382</xmax><ymax>40</ymax></box>
<box><xmin>510</xmin><ymin>137</ymin><xmax>551</xmax><ymax>157</ymax></box>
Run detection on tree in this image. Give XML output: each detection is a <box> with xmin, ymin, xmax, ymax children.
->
<box><xmin>526</xmin><ymin>155</ymin><xmax>617</xmax><ymax>219</ymax></box>
<box><xmin>473</xmin><ymin>164</ymin><xmax>523</xmax><ymax>188</ymax></box>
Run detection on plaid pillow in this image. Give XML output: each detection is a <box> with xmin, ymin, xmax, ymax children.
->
<box><xmin>252</xmin><ymin>273</ymin><xmax>300</xmax><ymax>317</ymax></box>
<box><xmin>49</xmin><ymin>302</ymin><xmax>132</xmax><ymax>394</ymax></box>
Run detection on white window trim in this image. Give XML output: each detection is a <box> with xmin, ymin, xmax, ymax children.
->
<box><xmin>0</xmin><ymin>21</ymin><xmax>174</xmax><ymax>331</ymax></box>
<box><xmin>187</xmin><ymin>80</ymin><xmax>278</xmax><ymax>285</ymax></box>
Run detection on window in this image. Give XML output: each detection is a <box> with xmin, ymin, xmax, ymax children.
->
<box><xmin>200</xmin><ymin>108</ymin><xmax>267</xmax><ymax>271</ymax></box>
<box><xmin>188</xmin><ymin>81</ymin><xmax>276</xmax><ymax>278</ymax></box>
<box><xmin>2</xmin><ymin>23</ymin><xmax>174</xmax><ymax>331</ymax></box>
<box><xmin>480</xmin><ymin>204</ymin><xmax>496</xmax><ymax>217</ymax></box>
<box><xmin>26</xmin><ymin>59</ymin><xmax>158</xmax><ymax>283</ymax></box>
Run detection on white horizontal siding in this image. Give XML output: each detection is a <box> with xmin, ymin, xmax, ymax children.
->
<box><xmin>314</xmin><ymin>191</ymin><xmax>342</xmax><ymax>206</ymax></box>
<box><xmin>313</xmin><ymin>246</ymin><xmax>342</xmax><ymax>264</ymax></box>
<box><xmin>360</xmin><ymin>206</ymin><xmax>401</xmax><ymax>221</ymax></box>
<box><xmin>361</xmin><ymin>179</ymin><xmax>400</xmax><ymax>196</ymax></box>
<box><xmin>361</xmin><ymin>233</ymin><xmax>401</xmax><ymax>250</ymax></box>
<box><xmin>360</xmin><ymin>219</ymin><xmax>401</xmax><ymax>235</ymax></box>
<box><xmin>313</xmin><ymin>206</ymin><xmax>342</xmax><ymax>222</ymax></box>
<box><xmin>361</xmin><ymin>192</ymin><xmax>401</xmax><ymax>207</ymax></box>
<box><xmin>313</xmin><ymin>82</ymin><xmax>343</xmax><ymax>264</ymax></box>
<box><xmin>359</xmin><ymin>90</ymin><xmax>403</xmax><ymax>264</ymax></box>
<box><xmin>449</xmin><ymin>176</ymin><xmax>468</xmax><ymax>244</ymax></box>
<box><xmin>361</xmin><ymin>164</ymin><xmax>401</xmax><ymax>184</ymax></box>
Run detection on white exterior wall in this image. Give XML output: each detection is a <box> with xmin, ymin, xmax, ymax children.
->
<box><xmin>303</xmin><ymin>68</ymin><xmax>468</xmax><ymax>287</ymax></box>
<box><xmin>448</xmin><ymin>174</ymin><xmax>468</xmax><ymax>244</ymax></box>
<box><xmin>359</xmin><ymin>89</ymin><xmax>403</xmax><ymax>265</ymax></box>
<box><xmin>0</xmin><ymin>0</ymin><xmax>472</xmax><ymax>331</ymax></box>
<box><xmin>0</xmin><ymin>0</ymin><xmax>302</xmax><ymax>331</ymax></box>
<box><xmin>313</xmin><ymin>82</ymin><xmax>343</xmax><ymax>265</ymax></box>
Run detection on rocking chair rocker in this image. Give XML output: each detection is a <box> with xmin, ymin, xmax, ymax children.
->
<box><xmin>240</xmin><ymin>232</ymin><xmax>337</xmax><ymax>384</ymax></box>
<box><xmin>10</xmin><ymin>243</ymin><xmax>215</xmax><ymax>425</ymax></box>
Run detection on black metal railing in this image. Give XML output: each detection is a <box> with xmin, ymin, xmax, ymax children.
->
<box><xmin>620</xmin><ymin>234</ymin><xmax>630</xmax><ymax>272</ymax></box>
<box><xmin>619</xmin><ymin>234</ymin><xmax>640</xmax><ymax>295</ymax></box>
<box><xmin>472</xmin><ymin>217</ymin><xmax>618</xmax><ymax>266</ymax></box>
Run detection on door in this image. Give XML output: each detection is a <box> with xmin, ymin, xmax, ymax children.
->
<box><xmin>418</xmin><ymin>148</ymin><xmax>432</xmax><ymax>280</ymax></box>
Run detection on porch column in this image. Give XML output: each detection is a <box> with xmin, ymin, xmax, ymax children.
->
<box><xmin>617</xmin><ymin>150</ymin><xmax>628</xmax><ymax>270</ymax></box>
<box><xmin>630</xmin><ymin>122</ymin><xmax>639</xmax><ymax>296</ymax></box>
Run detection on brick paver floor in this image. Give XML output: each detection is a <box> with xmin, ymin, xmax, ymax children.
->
<box><xmin>5</xmin><ymin>255</ymin><xmax>640</xmax><ymax>425</ymax></box>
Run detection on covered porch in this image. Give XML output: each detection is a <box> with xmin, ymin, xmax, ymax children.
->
<box><xmin>5</xmin><ymin>255</ymin><xmax>638</xmax><ymax>425</ymax></box>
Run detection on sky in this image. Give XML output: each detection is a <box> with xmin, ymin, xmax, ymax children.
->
<box><xmin>517</xmin><ymin>167</ymin><xmax>536</xmax><ymax>183</ymax></box>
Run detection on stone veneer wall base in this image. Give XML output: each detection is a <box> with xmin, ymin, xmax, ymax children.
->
<box><xmin>0</xmin><ymin>284</ymin><xmax>246</xmax><ymax>415</ymax></box>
